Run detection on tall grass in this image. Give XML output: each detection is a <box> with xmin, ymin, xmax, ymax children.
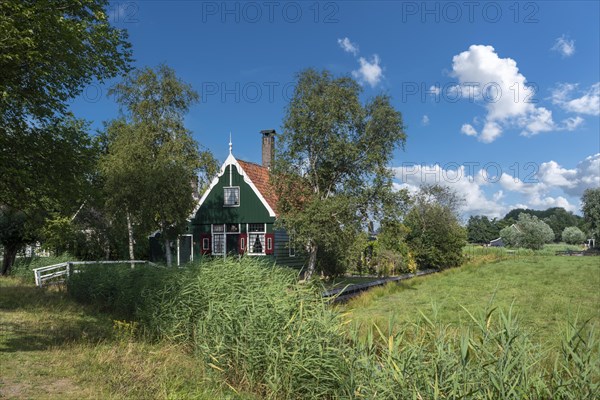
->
<box><xmin>66</xmin><ymin>257</ymin><xmax>599</xmax><ymax>399</ymax></box>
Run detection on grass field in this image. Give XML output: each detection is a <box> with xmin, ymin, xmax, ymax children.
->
<box><xmin>344</xmin><ymin>255</ymin><xmax>600</xmax><ymax>346</ymax></box>
<box><xmin>0</xmin><ymin>277</ymin><xmax>254</xmax><ymax>399</ymax></box>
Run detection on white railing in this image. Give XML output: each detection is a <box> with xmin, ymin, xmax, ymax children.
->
<box><xmin>33</xmin><ymin>260</ymin><xmax>155</xmax><ymax>288</ymax></box>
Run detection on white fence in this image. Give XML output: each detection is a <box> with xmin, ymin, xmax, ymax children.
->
<box><xmin>33</xmin><ymin>260</ymin><xmax>155</xmax><ymax>288</ymax></box>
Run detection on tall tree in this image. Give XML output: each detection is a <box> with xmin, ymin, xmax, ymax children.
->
<box><xmin>0</xmin><ymin>0</ymin><xmax>131</xmax><ymax>273</ymax></box>
<box><xmin>100</xmin><ymin>65</ymin><xmax>217</xmax><ymax>266</ymax></box>
<box><xmin>581</xmin><ymin>188</ymin><xmax>600</xmax><ymax>243</ymax></box>
<box><xmin>273</xmin><ymin>69</ymin><xmax>407</xmax><ymax>280</ymax></box>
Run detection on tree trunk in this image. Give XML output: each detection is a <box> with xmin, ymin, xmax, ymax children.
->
<box><xmin>126</xmin><ymin>210</ymin><xmax>135</xmax><ymax>269</ymax></box>
<box><xmin>1</xmin><ymin>245</ymin><xmax>18</xmax><ymax>276</ymax></box>
<box><xmin>161</xmin><ymin>220</ymin><xmax>173</xmax><ymax>267</ymax></box>
<box><xmin>304</xmin><ymin>241</ymin><xmax>318</xmax><ymax>281</ymax></box>
<box><xmin>164</xmin><ymin>236</ymin><xmax>172</xmax><ymax>267</ymax></box>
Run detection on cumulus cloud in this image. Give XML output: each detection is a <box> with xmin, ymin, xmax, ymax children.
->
<box><xmin>352</xmin><ymin>55</ymin><xmax>384</xmax><ymax>87</ymax></box>
<box><xmin>337</xmin><ymin>37</ymin><xmax>359</xmax><ymax>56</ymax></box>
<box><xmin>392</xmin><ymin>154</ymin><xmax>599</xmax><ymax>218</ymax></box>
<box><xmin>551</xmin><ymin>82</ymin><xmax>600</xmax><ymax>116</ymax></box>
<box><xmin>551</xmin><ymin>35</ymin><xmax>576</xmax><ymax>57</ymax></box>
<box><xmin>337</xmin><ymin>38</ymin><xmax>385</xmax><ymax>88</ymax></box>
<box><xmin>422</xmin><ymin>115</ymin><xmax>430</xmax><ymax>126</ymax></box>
<box><xmin>461</xmin><ymin>123</ymin><xmax>477</xmax><ymax>136</ymax></box>
<box><xmin>450</xmin><ymin>45</ymin><xmax>580</xmax><ymax>142</ymax></box>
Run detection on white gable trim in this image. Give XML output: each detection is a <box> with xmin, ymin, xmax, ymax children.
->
<box><xmin>190</xmin><ymin>153</ymin><xmax>277</xmax><ymax>219</ymax></box>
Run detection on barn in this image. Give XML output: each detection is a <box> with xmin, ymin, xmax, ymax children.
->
<box><xmin>175</xmin><ymin>130</ymin><xmax>303</xmax><ymax>268</ymax></box>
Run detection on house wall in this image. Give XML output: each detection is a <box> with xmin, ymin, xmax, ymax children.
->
<box><xmin>191</xmin><ymin>164</ymin><xmax>275</xmax><ymax>225</ymax></box>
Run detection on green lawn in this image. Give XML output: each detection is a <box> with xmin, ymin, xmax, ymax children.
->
<box><xmin>344</xmin><ymin>256</ymin><xmax>600</xmax><ymax>345</ymax></box>
<box><xmin>0</xmin><ymin>277</ymin><xmax>253</xmax><ymax>399</ymax></box>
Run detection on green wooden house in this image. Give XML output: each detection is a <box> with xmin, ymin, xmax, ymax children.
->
<box><xmin>175</xmin><ymin>130</ymin><xmax>303</xmax><ymax>268</ymax></box>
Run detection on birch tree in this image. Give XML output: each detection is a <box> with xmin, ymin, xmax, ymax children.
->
<box><xmin>273</xmin><ymin>69</ymin><xmax>407</xmax><ymax>280</ymax></box>
<box><xmin>100</xmin><ymin>65</ymin><xmax>217</xmax><ymax>266</ymax></box>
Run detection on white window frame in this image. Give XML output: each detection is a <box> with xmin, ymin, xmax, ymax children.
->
<box><xmin>247</xmin><ymin>223</ymin><xmax>266</xmax><ymax>256</ymax></box>
<box><xmin>289</xmin><ymin>236</ymin><xmax>296</xmax><ymax>257</ymax></box>
<box><xmin>202</xmin><ymin>238</ymin><xmax>209</xmax><ymax>251</ymax></box>
<box><xmin>223</xmin><ymin>186</ymin><xmax>240</xmax><ymax>207</ymax></box>
<box><xmin>211</xmin><ymin>224</ymin><xmax>225</xmax><ymax>255</ymax></box>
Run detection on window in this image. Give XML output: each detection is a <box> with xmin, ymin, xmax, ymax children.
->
<box><xmin>240</xmin><ymin>237</ymin><xmax>245</xmax><ymax>251</ymax></box>
<box><xmin>224</xmin><ymin>187</ymin><xmax>240</xmax><ymax>206</ymax></box>
<box><xmin>267</xmin><ymin>237</ymin><xmax>272</xmax><ymax>251</ymax></box>
<box><xmin>202</xmin><ymin>238</ymin><xmax>209</xmax><ymax>251</ymax></box>
<box><xmin>248</xmin><ymin>223</ymin><xmax>266</xmax><ymax>255</ymax></box>
<box><xmin>289</xmin><ymin>237</ymin><xmax>296</xmax><ymax>257</ymax></box>
<box><xmin>212</xmin><ymin>224</ymin><xmax>225</xmax><ymax>255</ymax></box>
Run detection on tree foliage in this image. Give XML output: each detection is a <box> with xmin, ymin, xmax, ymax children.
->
<box><xmin>0</xmin><ymin>0</ymin><xmax>131</xmax><ymax>274</ymax></box>
<box><xmin>404</xmin><ymin>185</ymin><xmax>466</xmax><ymax>270</ymax></box>
<box><xmin>0</xmin><ymin>0</ymin><xmax>132</xmax><ymax>127</ymax></box>
<box><xmin>466</xmin><ymin>215</ymin><xmax>500</xmax><ymax>244</ymax></box>
<box><xmin>499</xmin><ymin>213</ymin><xmax>554</xmax><ymax>250</ymax></box>
<box><xmin>561</xmin><ymin>226</ymin><xmax>586</xmax><ymax>245</ymax></box>
<box><xmin>581</xmin><ymin>188</ymin><xmax>600</xmax><ymax>242</ymax></box>
<box><xmin>503</xmin><ymin>207</ymin><xmax>582</xmax><ymax>242</ymax></box>
<box><xmin>273</xmin><ymin>69</ymin><xmax>407</xmax><ymax>279</ymax></box>
<box><xmin>100</xmin><ymin>65</ymin><xmax>217</xmax><ymax>266</ymax></box>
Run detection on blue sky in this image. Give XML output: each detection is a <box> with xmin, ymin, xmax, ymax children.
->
<box><xmin>71</xmin><ymin>1</ymin><xmax>600</xmax><ymax>218</ymax></box>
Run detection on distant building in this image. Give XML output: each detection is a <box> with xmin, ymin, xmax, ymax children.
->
<box><xmin>489</xmin><ymin>237</ymin><xmax>504</xmax><ymax>247</ymax></box>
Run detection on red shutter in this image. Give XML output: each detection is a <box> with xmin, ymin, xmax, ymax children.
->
<box><xmin>200</xmin><ymin>233</ymin><xmax>211</xmax><ymax>255</ymax></box>
<box><xmin>265</xmin><ymin>233</ymin><xmax>274</xmax><ymax>255</ymax></box>
<box><xmin>239</xmin><ymin>233</ymin><xmax>247</xmax><ymax>254</ymax></box>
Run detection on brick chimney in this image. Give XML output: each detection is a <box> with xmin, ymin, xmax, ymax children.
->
<box><xmin>260</xmin><ymin>129</ymin><xmax>276</xmax><ymax>169</ymax></box>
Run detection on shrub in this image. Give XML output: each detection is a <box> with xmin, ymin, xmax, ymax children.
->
<box><xmin>562</xmin><ymin>226</ymin><xmax>586</xmax><ymax>245</ymax></box>
<box><xmin>500</xmin><ymin>213</ymin><xmax>554</xmax><ymax>250</ymax></box>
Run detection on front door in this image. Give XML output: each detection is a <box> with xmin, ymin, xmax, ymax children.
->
<box><xmin>178</xmin><ymin>234</ymin><xmax>193</xmax><ymax>265</ymax></box>
<box><xmin>226</xmin><ymin>234</ymin><xmax>239</xmax><ymax>255</ymax></box>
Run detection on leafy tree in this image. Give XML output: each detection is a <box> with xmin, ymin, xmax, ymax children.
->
<box><xmin>404</xmin><ymin>185</ymin><xmax>466</xmax><ymax>270</ymax></box>
<box><xmin>273</xmin><ymin>69</ymin><xmax>407</xmax><ymax>280</ymax></box>
<box><xmin>0</xmin><ymin>118</ymin><xmax>98</xmax><ymax>274</ymax></box>
<box><xmin>561</xmin><ymin>226</ymin><xmax>586</xmax><ymax>245</ymax></box>
<box><xmin>0</xmin><ymin>0</ymin><xmax>131</xmax><ymax>273</ymax></box>
<box><xmin>0</xmin><ymin>0</ymin><xmax>132</xmax><ymax>128</ymax></box>
<box><xmin>100</xmin><ymin>65</ymin><xmax>217</xmax><ymax>266</ymax></box>
<box><xmin>581</xmin><ymin>188</ymin><xmax>600</xmax><ymax>243</ymax></box>
<box><xmin>502</xmin><ymin>207</ymin><xmax>582</xmax><ymax>242</ymax></box>
<box><xmin>499</xmin><ymin>213</ymin><xmax>554</xmax><ymax>250</ymax></box>
<box><xmin>466</xmin><ymin>215</ymin><xmax>500</xmax><ymax>244</ymax></box>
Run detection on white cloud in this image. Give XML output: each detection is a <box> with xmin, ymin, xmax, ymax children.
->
<box><xmin>422</xmin><ymin>115</ymin><xmax>430</xmax><ymax>126</ymax></box>
<box><xmin>562</xmin><ymin>116</ymin><xmax>584</xmax><ymax>131</ymax></box>
<box><xmin>352</xmin><ymin>55</ymin><xmax>384</xmax><ymax>87</ymax></box>
<box><xmin>551</xmin><ymin>82</ymin><xmax>600</xmax><ymax>116</ymax></box>
<box><xmin>337</xmin><ymin>37</ymin><xmax>359</xmax><ymax>56</ymax></box>
<box><xmin>392</xmin><ymin>154</ymin><xmax>599</xmax><ymax>218</ymax></box>
<box><xmin>451</xmin><ymin>44</ymin><xmax>566</xmax><ymax>142</ymax></box>
<box><xmin>461</xmin><ymin>123</ymin><xmax>477</xmax><ymax>136</ymax></box>
<box><xmin>551</xmin><ymin>35</ymin><xmax>576</xmax><ymax>57</ymax></box>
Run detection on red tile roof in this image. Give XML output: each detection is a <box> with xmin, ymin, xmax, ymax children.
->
<box><xmin>237</xmin><ymin>160</ymin><xmax>279</xmax><ymax>216</ymax></box>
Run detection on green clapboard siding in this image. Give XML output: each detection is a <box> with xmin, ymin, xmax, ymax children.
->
<box><xmin>274</xmin><ymin>229</ymin><xmax>305</xmax><ymax>269</ymax></box>
<box><xmin>192</xmin><ymin>164</ymin><xmax>275</xmax><ymax>225</ymax></box>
